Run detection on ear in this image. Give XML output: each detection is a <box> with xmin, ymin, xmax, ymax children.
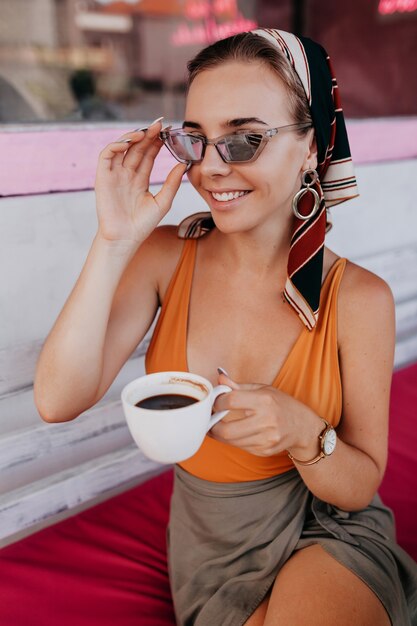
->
<box><xmin>302</xmin><ymin>129</ymin><xmax>318</xmax><ymax>171</ymax></box>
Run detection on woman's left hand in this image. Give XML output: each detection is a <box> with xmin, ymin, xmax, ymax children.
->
<box><xmin>211</xmin><ymin>372</ymin><xmax>318</xmax><ymax>457</ymax></box>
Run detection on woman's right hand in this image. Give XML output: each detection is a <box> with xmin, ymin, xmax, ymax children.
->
<box><xmin>94</xmin><ymin>118</ymin><xmax>188</xmax><ymax>245</ymax></box>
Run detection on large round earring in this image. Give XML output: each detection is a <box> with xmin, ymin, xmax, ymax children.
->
<box><xmin>292</xmin><ymin>169</ymin><xmax>321</xmax><ymax>220</ymax></box>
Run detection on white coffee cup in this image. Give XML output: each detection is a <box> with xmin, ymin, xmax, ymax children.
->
<box><xmin>121</xmin><ymin>371</ymin><xmax>232</xmax><ymax>464</ymax></box>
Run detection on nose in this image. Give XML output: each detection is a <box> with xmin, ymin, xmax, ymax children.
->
<box><xmin>199</xmin><ymin>144</ymin><xmax>232</xmax><ymax>177</ymax></box>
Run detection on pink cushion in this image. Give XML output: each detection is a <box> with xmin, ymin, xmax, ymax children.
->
<box><xmin>0</xmin><ymin>470</ymin><xmax>176</xmax><ymax>626</ymax></box>
<box><xmin>0</xmin><ymin>364</ymin><xmax>416</xmax><ymax>625</ymax></box>
<box><xmin>380</xmin><ymin>362</ymin><xmax>417</xmax><ymax>560</ymax></box>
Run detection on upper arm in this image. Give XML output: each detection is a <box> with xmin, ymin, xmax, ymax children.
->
<box><xmin>93</xmin><ymin>225</ymin><xmax>180</xmax><ymax>402</ymax></box>
<box><xmin>337</xmin><ymin>262</ymin><xmax>396</xmax><ymax>482</ymax></box>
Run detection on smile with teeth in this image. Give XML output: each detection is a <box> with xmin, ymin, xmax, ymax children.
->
<box><xmin>211</xmin><ymin>190</ymin><xmax>250</xmax><ymax>202</ymax></box>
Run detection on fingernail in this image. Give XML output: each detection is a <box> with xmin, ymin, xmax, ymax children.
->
<box><xmin>134</xmin><ymin>116</ymin><xmax>164</xmax><ymax>133</ymax></box>
<box><xmin>217</xmin><ymin>367</ymin><xmax>229</xmax><ymax>376</ymax></box>
<box><xmin>185</xmin><ymin>161</ymin><xmax>192</xmax><ymax>172</ymax></box>
<box><xmin>149</xmin><ymin>116</ymin><xmax>164</xmax><ymax>126</ymax></box>
<box><xmin>117</xmin><ymin>138</ymin><xmax>132</xmax><ymax>143</ymax></box>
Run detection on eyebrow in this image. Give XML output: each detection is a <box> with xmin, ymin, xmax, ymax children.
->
<box><xmin>182</xmin><ymin>117</ymin><xmax>268</xmax><ymax>129</ymax></box>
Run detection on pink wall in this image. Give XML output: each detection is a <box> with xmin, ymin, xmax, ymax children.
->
<box><xmin>0</xmin><ymin>118</ymin><xmax>416</xmax><ymax>197</ymax></box>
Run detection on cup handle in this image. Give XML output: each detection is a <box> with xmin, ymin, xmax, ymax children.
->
<box><xmin>207</xmin><ymin>385</ymin><xmax>233</xmax><ymax>430</ymax></box>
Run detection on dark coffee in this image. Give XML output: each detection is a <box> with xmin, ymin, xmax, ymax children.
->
<box><xmin>135</xmin><ymin>393</ymin><xmax>199</xmax><ymax>410</ymax></box>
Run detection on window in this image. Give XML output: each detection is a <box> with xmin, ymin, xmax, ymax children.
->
<box><xmin>2</xmin><ymin>0</ymin><xmax>415</xmax><ymax>125</ymax></box>
<box><xmin>0</xmin><ymin>0</ymin><xmax>258</xmax><ymax>124</ymax></box>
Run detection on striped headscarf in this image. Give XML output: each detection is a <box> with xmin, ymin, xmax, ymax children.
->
<box><xmin>177</xmin><ymin>28</ymin><xmax>359</xmax><ymax>330</ymax></box>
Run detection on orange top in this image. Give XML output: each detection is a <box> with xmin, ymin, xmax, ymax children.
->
<box><xmin>145</xmin><ymin>237</ymin><xmax>346</xmax><ymax>482</ymax></box>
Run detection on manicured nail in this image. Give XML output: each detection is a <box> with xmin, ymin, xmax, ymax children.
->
<box><xmin>116</xmin><ymin>138</ymin><xmax>132</xmax><ymax>143</ymax></box>
<box><xmin>149</xmin><ymin>116</ymin><xmax>164</xmax><ymax>126</ymax></box>
<box><xmin>134</xmin><ymin>116</ymin><xmax>164</xmax><ymax>133</ymax></box>
<box><xmin>217</xmin><ymin>367</ymin><xmax>229</xmax><ymax>376</ymax></box>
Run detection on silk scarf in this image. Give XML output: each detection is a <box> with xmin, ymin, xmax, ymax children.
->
<box><xmin>177</xmin><ymin>28</ymin><xmax>359</xmax><ymax>330</ymax></box>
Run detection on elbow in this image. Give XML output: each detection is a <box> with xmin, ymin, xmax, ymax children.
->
<box><xmin>33</xmin><ymin>383</ymin><xmax>77</xmax><ymax>424</ymax></box>
<box><xmin>34</xmin><ymin>394</ymin><xmax>94</xmax><ymax>424</ymax></box>
<box><xmin>37</xmin><ymin>407</ymin><xmax>64</xmax><ymax>424</ymax></box>
<box><xmin>326</xmin><ymin>480</ymin><xmax>382</xmax><ymax>512</ymax></box>
<box><xmin>34</xmin><ymin>398</ymin><xmax>71</xmax><ymax>424</ymax></box>
<box><xmin>33</xmin><ymin>366</ymin><xmax>93</xmax><ymax>423</ymax></box>
<box><xmin>325</xmin><ymin>493</ymin><xmax>375</xmax><ymax>512</ymax></box>
<box><xmin>343</xmin><ymin>494</ymin><xmax>377</xmax><ymax>512</ymax></box>
<box><xmin>33</xmin><ymin>379</ymin><xmax>55</xmax><ymax>423</ymax></box>
<box><xmin>36</xmin><ymin>404</ymin><xmax>80</xmax><ymax>424</ymax></box>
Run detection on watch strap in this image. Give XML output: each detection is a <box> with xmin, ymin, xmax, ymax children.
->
<box><xmin>287</xmin><ymin>419</ymin><xmax>332</xmax><ymax>466</ymax></box>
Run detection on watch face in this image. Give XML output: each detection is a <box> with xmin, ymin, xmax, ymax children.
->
<box><xmin>323</xmin><ymin>428</ymin><xmax>337</xmax><ymax>455</ymax></box>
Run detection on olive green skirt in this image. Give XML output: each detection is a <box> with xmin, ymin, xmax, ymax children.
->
<box><xmin>166</xmin><ymin>465</ymin><xmax>417</xmax><ymax>626</ymax></box>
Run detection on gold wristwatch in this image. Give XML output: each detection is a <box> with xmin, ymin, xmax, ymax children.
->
<box><xmin>287</xmin><ymin>419</ymin><xmax>337</xmax><ymax>466</ymax></box>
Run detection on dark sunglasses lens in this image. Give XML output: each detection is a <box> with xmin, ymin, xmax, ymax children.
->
<box><xmin>166</xmin><ymin>133</ymin><xmax>203</xmax><ymax>162</ymax></box>
<box><xmin>218</xmin><ymin>133</ymin><xmax>263</xmax><ymax>162</ymax></box>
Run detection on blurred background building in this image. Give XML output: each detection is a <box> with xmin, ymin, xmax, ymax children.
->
<box><xmin>0</xmin><ymin>0</ymin><xmax>416</xmax><ymax>124</ymax></box>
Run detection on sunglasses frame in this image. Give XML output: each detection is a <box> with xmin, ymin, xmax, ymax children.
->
<box><xmin>160</xmin><ymin>122</ymin><xmax>312</xmax><ymax>164</ymax></box>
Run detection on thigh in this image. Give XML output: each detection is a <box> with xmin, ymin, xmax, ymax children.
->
<box><xmin>243</xmin><ymin>592</ymin><xmax>270</xmax><ymax>626</ymax></box>
<box><xmin>263</xmin><ymin>544</ymin><xmax>391</xmax><ymax>626</ymax></box>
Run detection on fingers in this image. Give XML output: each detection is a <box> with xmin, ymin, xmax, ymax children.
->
<box><xmin>217</xmin><ymin>372</ymin><xmax>240</xmax><ymax>390</ymax></box>
<box><xmin>134</xmin><ymin>139</ymin><xmax>164</xmax><ymax>189</ymax></box>
<box><xmin>98</xmin><ymin>117</ymin><xmax>164</xmax><ymax>173</ymax></box>
<box><xmin>122</xmin><ymin>119</ymin><xmax>164</xmax><ymax>171</ymax></box>
<box><xmin>214</xmin><ymin>388</ymin><xmax>270</xmax><ymax>414</ymax></box>
<box><xmin>211</xmin><ymin>414</ymin><xmax>262</xmax><ymax>443</ymax></box>
<box><xmin>98</xmin><ymin>131</ymin><xmax>145</xmax><ymax>172</ymax></box>
<box><xmin>217</xmin><ymin>370</ymin><xmax>264</xmax><ymax>392</ymax></box>
<box><xmin>153</xmin><ymin>162</ymin><xmax>189</xmax><ymax>214</ymax></box>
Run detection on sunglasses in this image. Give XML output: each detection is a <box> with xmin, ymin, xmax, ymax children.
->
<box><xmin>159</xmin><ymin>122</ymin><xmax>312</xmax><ymax>165</ymax></box>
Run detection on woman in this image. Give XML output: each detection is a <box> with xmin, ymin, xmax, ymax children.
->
<box><xmin>34</xmin><ymin>29</ymin><xmax>417</xmax><ymax>625</ymax></box>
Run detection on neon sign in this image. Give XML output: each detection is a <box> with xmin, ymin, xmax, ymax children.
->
<box><xmin>172</xmin><ymin>16</ymin><xmax>258</xmax><ymax>46</ymax></box>
<box><xmin>185</xmin><ymin>0</ymin><xmax>239</xmax><ymax>20</ymax></box>
<box><xmin>172</xmin><ymin>0</ymin><xmax>258</xmax><ymax>47</ymax></box>
<box><xmin>378</xmin><ymin>0</ymin><xmax>417</xmax><ymax>14</ymax></box>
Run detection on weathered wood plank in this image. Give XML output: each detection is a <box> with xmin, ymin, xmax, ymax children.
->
<box><xmin>0</xmin><ymin>349</ymin><xmax>148</xmax><ymax>434</ymax></box>
<box><xmin>0</xmin><ymin>332</ymin><xmax>152</xmax><ymax>398</ymax></box>
<box><xmin>357</xmin><ymin>245</ymin><xmax>417</xmax><ymax>304</ymax></box>
<box><xmin>0</xmin><ymin>386</ymin><xmax>40</xmax><ymax>435</ymax></box>
<box><xmin>0</xmin><ymin>338</ymin><xmax>41</xmax><ymax>396</ymax></box>
<box><xmin>0</xmin><ymin>400</ymin><xmax>132</xmax><ymax>493</ymax></box>
<box><xmin>356</xmin><ymin>246</ymin><xmax>417</xmax><ymax>369</ymax></box>
<box><xmin>0</xmin><ymin>444</ymin><xmax>165</xmax><ymax>544</ymax></box>
<box><xmin>395</xmin><ymin>335</ymin><xmax>417</xmax><ymax>371</ymax></box>
<box><xmin>326</xmin><ymin>160</ymin><xmax>417</xmax><ymax>261</ymax></box>
<box><xmin>396</xmin><ymin>299</ymin><xmax>417</xmax><ymax>341</ymax></box>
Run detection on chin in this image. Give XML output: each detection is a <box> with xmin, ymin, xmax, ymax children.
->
<box><xmin>209</xmin><ymin>211</ymin><xmax>257</xmax><ymax>235</ymax></box>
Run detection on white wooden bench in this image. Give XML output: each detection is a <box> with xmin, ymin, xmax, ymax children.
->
<box><xmin>1</xmin><ymin>153</ymin><xmax>416</xmax><ymax>547</ymax></box>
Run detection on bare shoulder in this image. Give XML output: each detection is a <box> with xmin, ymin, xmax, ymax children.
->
<box><xmin>145</xmin><ymin>223</ymin><xmax>182</xmax><ymax>256</ymax></box>
<box><xmin>337</xmin><ymin>259</ymin><xmax>395</xmax><ymax>348</ymax></box>
<box><xmin>144</xmin><ymin>224</ymin><xmax>185</xmax><ymax>302</ymax></box>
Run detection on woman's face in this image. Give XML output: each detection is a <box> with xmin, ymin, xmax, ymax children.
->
<box><xmin>184</xmin><ymin>60</ymin><xmax>317</xmax><ymax>235</ymax></box>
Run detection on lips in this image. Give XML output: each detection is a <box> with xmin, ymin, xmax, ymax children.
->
<box><xmin>209</xmin><ymin>190</ymin><xmax>251</xmax><ymax>202</ymax></box>
<box><xmin>207</xmin><ymin>189</ymin><xmax>252</xmax><ymax>211</ymax></box>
